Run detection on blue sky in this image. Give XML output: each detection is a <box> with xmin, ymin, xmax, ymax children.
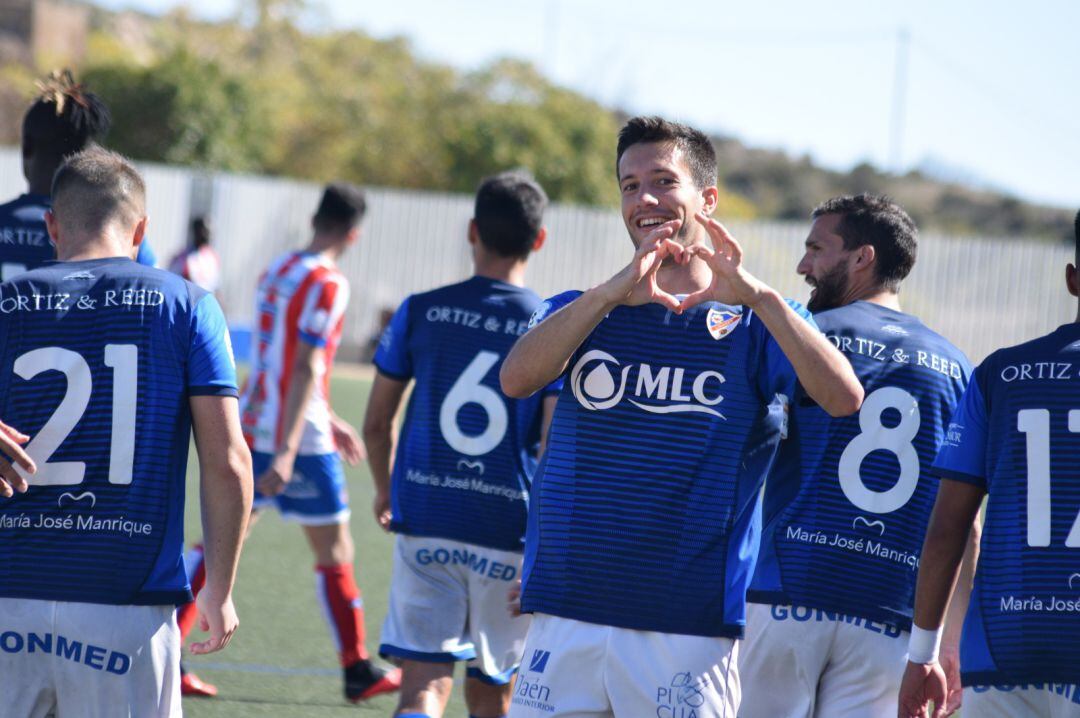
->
<box><xmin>97</xmin><ymin>0</ymin><xmax>1080</xmax><ymax>210</ymax></box>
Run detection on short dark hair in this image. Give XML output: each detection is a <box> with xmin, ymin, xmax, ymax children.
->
<box><xmin>473</xmin><ymin>171</ymin><xmax>547</xmax><ymax>259</ymax></box>
<box><xmin>51</xmin><ymin>147</ymin><xmax>145</xmax><ymax>237</ymax></box>
<box><xmin>191</xmin><ymin>217</ymin><xmax>211</xmax><ymax>248</ymax></box>
<box><xmin>1074</xmin><ymin>209</ymin><xmax>1079</xmax><ymax>264</ymax></box>
<box><xmin>811</xmin><ymin>194</ymin><xmax>918</xmax><ymax>291</ymax></box>
<box><xmin>22</xmin><ymin>70</ymin><xmax>111</xmax><ymax>165</ymax></box>
<box><xmin>616</xmin><ymin>116</ymin><xmax>717</xmax><ymax>189</ymax></box>
<box><xmin>313</xmin><ymin>182</ymin><xmax>367</xmax><ymax>234</ymax></box>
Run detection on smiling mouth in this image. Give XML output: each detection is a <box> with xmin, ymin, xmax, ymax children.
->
<box><xmin>636</xmin><ymin>217</ymin><xmax>672</xmax><ymax>229</ymax></box>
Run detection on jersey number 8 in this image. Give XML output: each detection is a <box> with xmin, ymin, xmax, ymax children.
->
<box><xmin>838</xmin><ymin>386</ymin><xmax>921</xmax><ymax>514</ymax></box>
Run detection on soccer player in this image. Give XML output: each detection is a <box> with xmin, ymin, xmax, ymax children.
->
<box><xmin>740</xmin><ymin>195</ymin><xmax>975</xmax><ymax>718</ymax></box>
<box><xmin>0</xmin><ymin>70</ymin><xmax>157</xmax><ymax>278</ymax></box>
<box><xmin>499</xmin><ymin>116</ymin><xmax>864</xmax><ymax>717</ymax></box>
<box><xmin>897</xmin><ymin>211</ymin><xmax>1080</xmax><ymax>718</ymax></box>
<box><xmin>168</xmin><ymin>217</ymin><xmax>221</xmax><ymax>293</ymax></box>
<box><xmin>234</xmin><ymin>183</ymin><xmax>399</xmax><ymax>701</ymax></box>
<box><xmin>0</xmin><ymin>147</ymin><xmax>251</xmax><ymax>715</ymax></box>
<box><xmin>363</xmin><ymin>171</ymin><xmax>557</xmax><ymax>718</ymax></box>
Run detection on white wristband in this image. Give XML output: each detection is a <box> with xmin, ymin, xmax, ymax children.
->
<box><xmin>907</xmin><ymin>625</ymin><xmax>943</xmax><ymax>664</ymax></box>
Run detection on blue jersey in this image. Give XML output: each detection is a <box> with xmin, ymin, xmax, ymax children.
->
<box><xmin>750</xmin><ymin>302</ymin><xmax>971</xmax><ymax>630</ymax></box>
<box><xmin>0</xmin><ymin>194</ymin><xmax>156</xmax><ymax>280</ymax></box>
<box><xmin>0</xmin><ymin>258</ymin><xmax>237</xmax><ymax>606</ymax></box>
<box><xmin>374</xmin><ymin>276</ymin><xmax>558</xmax><ymax>552</ymax></box>
<box><xmin>933</xmin><ymin>322</ymin><xmax>1080</xmax><ymax>685</ymax></box>
<box><xmin>520</xmin><ymin>292</ymin><xmax>808</xmax><ymax>637</ymax></box>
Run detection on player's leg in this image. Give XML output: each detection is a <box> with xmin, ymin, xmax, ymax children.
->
<box><xmin>0</xmin><ymin>598</ymin><xmax>60</xmax><ymax>717</ymax></box>
<box><xmin>395</xmin><ymin>660</ymin><xmax>455</xmax><ymax>717</ymax></box>
<box><xmin>303</xmin><ymin>520</ymin><xmax>398</xmax><ymax>700</ymax></box>
<box><xmin>282</xmin><ymin>451</ymin><xmax>397</xmax><ymax>700</ymax></box>
<box><xmin>738</xmin><ymin>603</ymin><xmax>831</xmax><ymax>718</ymax></box>
<box><xmin>52</xmin><ymin>601</ymin><xmax>181</xmax><ymax>718</ymax></box>
<box><xmin>813</xmin><ymin>615</ymin><xmax>907</xmax><ymax>718</ymax></box>
<box><xmin>605</xmin><ymin>623</ymin><xmax>740</xmax><ymax>718</ymax></box>
<box><xmin>508</xmin><ymin>614</ymin><xmax>612</xmax><ymax>718</ymax></box>
<box><xmin>380</xmin><ymin>535</ymin><xmax>475</xmax><ymax>716</ymax></box>
<box><xmin>464</xmin><ymin>543</ymin><xmax>531</xmax><ymax>718</ymax></box>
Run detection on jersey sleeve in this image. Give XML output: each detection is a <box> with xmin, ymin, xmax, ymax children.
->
<box><xmin>297</xmin><ymin>273</ymin><xmax>349</xmax><ymax>347</ymax></box>
<box><xmin>373</xmin><ymin>297</ymin><xmax>413</xmax><ymax>381</ymax></box>
<box><xmin>136</xmin><ymin>240</ymin><xmax>157</xmax><ymax>267</ymax></box>
<box><xmin>528</xmin><ymin>291</ymin><xmax>580</xmax><ymax>393</ymax></box>
<box><xmin>755</xmin><ymin>299</ymin><xmax>816</xmax><ymax>402</ymax></box>
<box><xmin>527</xmin><ymin>290</ymin><xmax>583</xmax><ymax>330</ymax></box>
<box><xmin>188</xmin><ymin>293</ymin><xmax>239</xmax><ymax>397</ymax></box>
<box><xmin>932</xmin><ymin>363</ymin><xmax>990</xmax><ymax>487</ymax></box>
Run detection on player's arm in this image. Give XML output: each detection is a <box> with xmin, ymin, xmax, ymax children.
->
<box><xmin>189</xmin><ymin>395</ymin><xmax>253</xmax><ymax>655</ymax></box>
<box><xmin>939</xmin><ymin>512</ymin><xmax>981</xmax><ymax>714</ymax></box>
<box><xmin>680</xmin><ymin>214</ymin><xmax>862</xmax><ymax>416</ymax></box>
<box><xmin>329</xmin><ymin>410</ymin><xmax>365</xmax><ymax>465</ymax></box>
<box><xmin>898</xmin><ymin>479</ymin><xmax>985</xmax><ymax>718</ymax></box>
<box><xmin>362</xmin><ymin>373</ymin><xmax>409</xmax><ymax>531</ymax></box>
<box><xmin>257</xmin><ymin>340</ymin><xmax>321</xmax><ymax>496</ymax></box>
<box><xmin>502</xmin><ymin>221</ymin><xmax>687</xmax><ymax>398</ymax></box>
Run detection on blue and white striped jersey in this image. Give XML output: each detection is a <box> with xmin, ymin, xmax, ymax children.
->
<box><xmin>374</xmin><ymin>276</ymin><xmax>558</xmax><ymax>552</ymax></box>
<box><xmin>750</xmin><ymin>302</ymin><xmax>970</xmax><ymax>629</ymax></box>
<box><xmin>933</xmin><ymin>322</ymin><xmax>1080</xmax><ymax>685</ymax></box>
<box><xmin>0</xmin><ymin>257</ymin><xmax>237</xmax><ymax>606</ymax></box>
<box><xmin>520</xmin><ymin>291</ymin><xmax>809</xmax><ymax>637</ymax></box>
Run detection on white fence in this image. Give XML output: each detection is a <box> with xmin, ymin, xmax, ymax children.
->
<box><xmin>1</xmin><ymin>147</ymin><xmax>1072</xmax><ymax>363</ymax></box>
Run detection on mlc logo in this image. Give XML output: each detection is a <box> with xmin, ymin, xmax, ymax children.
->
<box><xmin>569</xmin><ymin>350</ymin><xmax>727</xmax><ymax>419</ymax></box>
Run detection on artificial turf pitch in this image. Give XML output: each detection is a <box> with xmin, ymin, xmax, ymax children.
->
<box><xmin>181</xmin><ymin>371</ymin><xmax>470</xmax><ymax>717</ymax></box>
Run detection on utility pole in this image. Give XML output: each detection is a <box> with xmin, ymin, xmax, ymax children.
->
<box><xmin>888</xmin><ymin>27</ymin><xmax>910</xmax><ymax>173</ymax></box>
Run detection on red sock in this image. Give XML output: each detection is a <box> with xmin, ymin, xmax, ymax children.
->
<box><xmin>177</xmin><ymin>544</ymin><xmax>206</xmax><ymax>643</ymax></box>
<box><xmin>315</xmin><ymin>563</ymin><xmax>368</xmax><ymax>666</ymax></box>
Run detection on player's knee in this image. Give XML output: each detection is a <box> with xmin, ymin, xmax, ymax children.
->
<box><xmin>464</xmin><ymin>676</ymin><xmax>511</xmax><ymax>716</ymax></box>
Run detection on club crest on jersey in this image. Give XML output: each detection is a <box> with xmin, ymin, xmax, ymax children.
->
<box><xmin>705</xmin><ymin>307</ymin><xmax>740</xmax><ymax>340</ymax></box>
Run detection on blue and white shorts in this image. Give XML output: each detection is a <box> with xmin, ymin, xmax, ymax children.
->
<box><xmin>0</xmin><ymin>598</ymin><xmax>180</xmax><ymax>717</ymax></box>
<box><xmin>380</xmin><ymin>535</ymin><xmax>529</xmax><ymax>685</ymax></box>
<box><xmin>251</xmin><ymin>451</ymin><xmax>350</xmax><ymax>525</ymax></box>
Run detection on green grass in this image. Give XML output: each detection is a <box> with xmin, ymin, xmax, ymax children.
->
<box><xmin>181</xmin><ymin>373</ymin><xmax>469</xmax><ymax>717</ymax></box>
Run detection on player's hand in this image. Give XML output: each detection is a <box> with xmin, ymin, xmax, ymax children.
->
<box><xmin>190</xmin><ymin>588</ymin><xmax>239</xmax><ymax>655</ymax></box>
<box><xmin>596</xmin><ymin>220</ymin><xmax>689</xmax><ymax>311</ymax></box>
<box><xmin>938</xmin><ymin>644</ymin><xmax>963</xmax><ymax>715</ymax></box>
<box><xmin>330</xmin><ymin>414</ymin><xmax>366</xmax><ymax>465</ymax></box>
<box><xmin>373</xmin><ymin>491</ymin><xmax>392</xmax><ymax>531</ymax></box>
<box><xmin>255</xmin><ymin>454</ymin><xmax>294</xmax><ymax>496</ymax></box>
<box><xmin>0</xmin><ymin>420</ymin><xmax>35</xmax><ymax>498</ymax></box>
<box><xmin>679</xmin><ymin>214</ymin><xmax>769</xmax><ymax>312</ymax></box>
<box><xmin>898</xmin><ymin>660</ymin><xmax>949</xmax><ymax>718</ymax></box>
<box><xmin>507</xmin><ymin>580</ymin><xmax>522</xmax><ymax>617</ymax></box>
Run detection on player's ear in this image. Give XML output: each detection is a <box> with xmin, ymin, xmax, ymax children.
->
<box><xmin>701</xmin><ymin>186</ymin><xmax>719</xmax><ymax>216</ymax></box>
<box><xmin>132</xmin><ymin>216</ymin><xmax>148</xmax><ymax>249</ymax></box>
<box><xmin>1067</xmin><ymin>263</ymin><xmax>1079</xmax><ymax>298</ymax></box>
<box><xmin>531</xmin><ymin>226</ymin><xmax>547</xmax><ymax>253</ymax></box>
<box><xmin>467</xmin><ymin>219</ymin><xmax>479</xmax><ymax>247</ymax></box>
<box><xmin>44</xmin><ymin>209</ymin><xmax>60</xmax><ymax>245</ymax></box>
<box><xmin>854</xmin><ymin>243</ymin><xmax>876</xmax><ymax>271</ymax></box>
<box><xmin>346</xmin><ymin>226</ymin><xmax>361</xmax><ymax>245</ymax></box>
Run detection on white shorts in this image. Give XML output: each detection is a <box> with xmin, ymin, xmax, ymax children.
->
<box><xmin>738</xmin><ymin>603</ymin><xmax>908</xmax><ymax>718</ymax></box>
<box><xmin>0</xmin><ymin>598</ymin><xmax>180</xmax><ymax>718</ymax></box>
<box><xmin>379</xmin><ymin>535</ymin><xmax>530</xmax><ymax>684</ymax></box>
<box><xmin>509</xmin><ymin>613</ymin><xmax>740</xmax><ymax>718</ymax></box>
<box><xmin>965</xmin><ymin>684</ymin><xmax>1080</xmax><ymax>718</ymax></box>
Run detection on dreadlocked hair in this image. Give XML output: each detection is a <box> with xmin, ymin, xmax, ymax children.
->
<box><xmin>22</xmin><ymin>70</ymin><xmax>111</xmax><ymax>162</ymax></box>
